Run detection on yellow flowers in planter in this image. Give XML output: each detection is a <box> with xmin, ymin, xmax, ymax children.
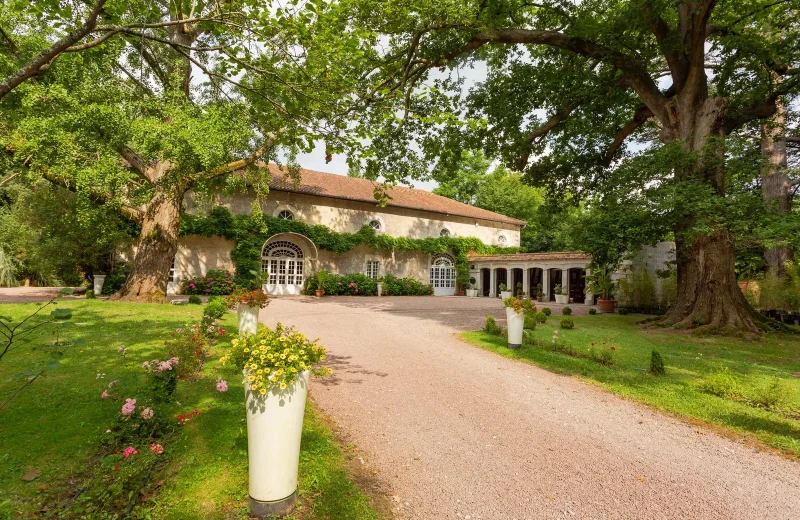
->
<box><xmin>222</xmin><ymin>323</ymin><xmax>331</xmax><ymax>393</ymax></box>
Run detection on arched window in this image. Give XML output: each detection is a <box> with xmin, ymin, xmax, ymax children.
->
<box><xmin>261</xmin><ymin>240</ymin><xmax>304</xmax><ymax>286</ymax></box>
<box><xmin>369</xmin><ymin>220</ymin><xmax>382</xmax><ymax>231</ymax></box>
<box><xmin>439</xmin><ymin>228</ymin><xmax>451</xmax><ymax>237</ymax></box>
<box><xmin>277</xmin><ymin>210</ymin><xmax>294</xmax><ymax>221</ymax></box>
<box><xmin>429</xmin><ymin>253</ymin><xmax>456</xmax><ymax>291</ymax></box>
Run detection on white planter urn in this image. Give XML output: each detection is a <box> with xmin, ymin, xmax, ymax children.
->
<box><xmin>238</xmin><ymin>305</ymin><xmax>259</xmax><ymax>335</ymax></box>
<box><xmin>555</xmin><ymin>294</ymin><xmax>569</xmax><ymax>304</ymax></box>
<box><xmin>376</xmin><ymin>282</ymin><xmax>383</xmax><ymax>296</ymax></box>
<box><xmin>244</xmin><ymin>370</ymin><xmax>310</xmax><ymax>517</ymax></box>
<box><xmin>500</xmin><ymin>290</ymin><xmax>513</xmax><ymax>300</ymax></box>
<box><xmin>505</xmin><ymin>307</ymin><xmax>524</xmax><ymax>350</ymax></box>
<box><xmin>93</xmin><ymin>275</ymin><xmax>106</xmax><ymax>295</ymax></box>
<box><xmin>466</xmin><ymin>289</ymin><xmax>478</xmax><ymax>297</ymax></box>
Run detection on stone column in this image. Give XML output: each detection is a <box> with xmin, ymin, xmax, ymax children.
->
<box><xmin>522</xmin><ymin>268</ymin><xmax>530</xmax><ymax>297</ymax></box>
<box><xmin>562</xmin><ymin>268</ymin><xmax>570</xmax><ymax>299</ymax></box>
<box><xmin>542</xmin><ymin>269</ymin><xmax>550</xmax><ymax>300</ymax></box>
<box><xmin>584</xmin><ymin>268</ymin><xmax>593</xmax><ymax>305</ymax></box>
<box><xmin>489</xmin><ymin>268</ymin><xmax>497</xmax><ymax>298</ymax></box>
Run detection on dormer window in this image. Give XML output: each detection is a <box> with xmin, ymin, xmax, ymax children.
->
<box><xmin>278</xmin><ymin>210</ymin><xmax>294</xmax><ymax>221</ymax></box>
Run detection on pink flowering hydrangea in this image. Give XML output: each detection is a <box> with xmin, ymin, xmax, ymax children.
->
<box><xmin>155</xmin><ymin>361</ymin><xmax>173</xmax><ymax>372</ymax></box>
<box><xmin>123</xmin><ymin>446</ymin><xmax>138</xmax><ymax>459</ymax></box>
<box><xmin>140</xmin><ymin>407</ymin><xmax>154</xmax><ymax>420</ymax></box>
<box><xmin>121</xmin><ymin>398</ymin><xmax>136</xmax><ymax>416</ymax></box>
<box><xmin>216</xmin><ymin>378</ymin><xmax>228</xmax><ymax>393</ymax></box>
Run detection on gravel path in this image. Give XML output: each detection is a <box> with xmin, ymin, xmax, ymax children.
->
<box><xmin>261</xmin><ymin>296</ymin><xmax>800</xmax><ymax>519</ymax></box>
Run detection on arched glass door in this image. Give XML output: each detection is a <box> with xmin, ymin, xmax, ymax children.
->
<box><xmin>429</xmin><ymin>254</ymin><xmax>456</xmax><ymax>296</ymax></box>
<box><xmin>262</xmin><ymin>240</ymin><xmax>305</xmax><ymax>295</ymax></box>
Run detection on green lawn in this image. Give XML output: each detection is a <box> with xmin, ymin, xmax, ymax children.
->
<box><xmin>0</xmin><ymin>300</ymin><xmax>380</xmax><ymax>519</ymax></box>
<box><xmin>461</xmin><ymin>314</ymin><xmax>800</xmax><ymax>458</ymax></box>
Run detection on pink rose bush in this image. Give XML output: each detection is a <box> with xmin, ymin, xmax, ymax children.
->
<box><xmin>123</xmin><ymin>446</ymin><xmax>138</xmax><ymax>459</ymax></box>
<box><xmin>216</xmin><ymin>378</ymin><xmax>228</xmax><ymax>392</ymax></box>
<box><xmin>121</xmin><ymin>398</ymin><xmax>136</xmax><ymax>416</ymax></box>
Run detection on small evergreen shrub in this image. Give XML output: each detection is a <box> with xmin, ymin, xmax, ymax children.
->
<box><xmin>618</xmin><ymin>308</ymin><xmax>629</xmax><ymax>315</ymax></box>
<box><xmin>535</xmin><ymin>311</ymin><xmax>547</xmax><ymax>323</ymax></box>
<box><xmin>650</xmin><ymin>350</ymin><xmax>665</xmax><ymax>375</ymax></box>
<box><xmin>188</xmin><ymin>295</ymin><xmax>202</xmax><ymax>305</ymax></box>
<box><xmin>588</xmin><ymin>308</ymin><xmax>597</xmax><ymax>315</ymax></box>
<box><xmin>559</xmin><ymin>317</ymin><xmax>574</xmax><ymax>329</ymax></box>
<box><xmin>751</xmin><ymin>378</ymin><xmax>788</xmax><ymax>409</ymax></box>
<box><xmin>562</xmin><ymin>306</ymin><xmax>572</xmax><ymax>315</ymax></box>
<box><xmin>542</xmin><ymin>307</ymin><xmax>552</xmax><ymax>316</ymax></box>
<box><xmin>85</xmin><ymin>289</ymin><xmax>96</xmax><ymax>299</ymax></box>
<box><xmin>700</xmin><ymin>370</ymin><xmax>740</xmax><ymax>399</ymax></box>
<box><xmin>100</xmin><ymin>267</ymin><xmax>129</xmax><ymax>295</ymax></box>
<box><xmin>203</xmin><ymin>298</ymin><xmax>227</xmax><ymax>320</ymax></box>
<box><xmin>523</xmin><ymin>312</ymin><xmax>537</xmax><ymax>330</ymax></box>
<box><xmin>484</xmin><ymin>316</ymin><xmax>503</xmax><ymax>336</ymax></box>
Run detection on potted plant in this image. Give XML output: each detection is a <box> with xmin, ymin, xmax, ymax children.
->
<box><xmin>466</xmin><ymin>283</ymin><xmax>479</xmax><ymax>297</ymax></box>
<box><xmin>376</xmin><ymin>276</ymin><xmax>384</xmax><ymax>296</ymax></box>
<box><xmin>554</xmin><ymin>284</ymin><xmax>569</xmax><ymax>304</ymax></box>
<box><xmin>315</xmin><ymin>270</ymin><xmax>327</xmax><ymax>298</ymax></box>
<box><xmin>515</xmin><ymin>281</ymin><xmax>524</xmax><ymax>297</ymax></box>
<box><xmin>223</xmin><ymin>324</ymin><xmax>331</xmax><ymax>517</ymax></box>
<box><xmin>586</xmin><ymin>266</ymin><xmax>617</xmax><ymax>313</ymax></box>
<box><xmin>499</xmin><ymin>283</ymin><xmax>512</xmax><ymax>299</ymax></box>
<box><xmin>93</xmin><ymin>273</ymin><xmax>106</xmax><ymax>295</ymax></box>
<box><xmin>227</xmin><ymin>289</ymin><xmax>270</xmax><ymax>334</ymax></box>
<box><xmin>503</xmin><ymin>297</ymin><xmax>536</xmax><ymax>349</ymax></box>
<box><xmin>536</xmin><ymin>282</ymin><xmax>544</xmax><ymax>302</ymax></box>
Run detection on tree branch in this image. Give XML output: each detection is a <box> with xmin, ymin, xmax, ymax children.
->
<box><xmin>0</xmin><ymin>0</ymin><xmax>109</xmax><ymax>100</ymax></box>
<box><xmin>602</xmin><ymin>106</ymin><xmax>654</xmax><ymax>166</ymax></box>
<box><xmin>194</xmin><ymin>137</ymin><xmax>275</xmax><ymax>183</ymax></box>
<box><xmin>516</xmin><ymin>101</ymin><xmax>582</xmax><ymax>170</ymax></box>
<box><xmin>40</xmin><ymin>170</ymin><xmax>143</xmax><ymax>222</ymax></box>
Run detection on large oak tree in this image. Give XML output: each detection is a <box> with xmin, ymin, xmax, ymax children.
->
<box><xmin>337</xmin><ymin>0</ymin><xmax>800</xmax><ymax>332</ymax></box>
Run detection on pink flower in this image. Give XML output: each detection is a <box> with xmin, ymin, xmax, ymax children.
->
<box><xmin>155</xmin><ymin>361</ymin><xmax>173</xmax><ymax>372</ymax></box>
<box><xmin>216</xmin><ymin>378</ymin><xmax>228</xmax><ymax>393</ymax></box>
<box><xmin>123</xmin><ymin>446</ymin><xmax>138</xmax><ymax>459</ymax></box>
<box><xmin>150</xmin><ymin>443</ymin><xmax>163</xmax><ymax>455</ymax></box>
<box><xmin>168</xmin><ymin>357</ymin><xmax>179</xmax><ymax>366</ymax></box>
<box><xmin>140</xmin><ymin>407</ymin><xmax>154</xmax><ymax>420</ymax></box>
<box><xmin>121</xmin><ymin>398</ymin><xmax>136</xmax><ymax>416</ymax></box>
<box><xmin>101</xmin><ymin>390</ymin><xmax>109</xmax><ymax>399</ymax></box>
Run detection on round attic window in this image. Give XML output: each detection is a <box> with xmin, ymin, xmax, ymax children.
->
<box><xmin>369</xmin><ymin>220</ymin><xmax>382</xmax><ymax>231</ymax></box>
<box><xmin>497</xmin><ymin>234</ymin><xmax>507</xmax><ymax>245</ymax></box>
<box><xmin>439</xmin><ymin>228</ymin><xmax>451</xmax><ymax>237</ymax></box>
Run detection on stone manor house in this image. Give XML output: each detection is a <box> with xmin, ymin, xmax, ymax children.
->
<box><xmin>170</xmin><ymin>165</ymin><xmax>672</xmax><ymax>301</ymax></box>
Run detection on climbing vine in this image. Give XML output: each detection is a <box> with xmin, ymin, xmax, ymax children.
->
<box><xmin>179</xmin><ymin>206</ymin><xmax>520</xmax><ymax>286</ymax></box>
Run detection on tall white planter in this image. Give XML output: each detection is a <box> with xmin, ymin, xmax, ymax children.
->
<box><xmin>466</xmin><ymin>289</ymin><xmax>478</xmax><ymax>297</ymax></box>
<box><xmin>500</xmin><ymin>290</ymin><xmax>512</xmax><ymax>300</ymax></box>
<box><xmin>238</xmin><ymin>305</ymin><xmax>259</xmax><ymax>335</ymax></box>
<box><xmin>506</xmin><ymin>307</ymin><xmax>524</xmax><ymax>350</ymax></box>
<box><xmin>555</xmin><ymin>294</ymin><xmax>569</xmax><ymax>304</ymax></box>
<box><xmin>376</xmin><ymin>282</ymin><xmax>383</xmax><ymax>296</ymax></box>
<box><xmin>245</xmin><ymin>370</ymin><xmax>310</xmax><ymax>517</ymax></box>
<box><xmin>93</xmin><ymin>275</ymin><xmax>106</xmax><ymax>295</ymax></box>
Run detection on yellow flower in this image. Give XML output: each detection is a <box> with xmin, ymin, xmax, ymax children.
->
<box><xmin>232</xmin><ymin>339</ymin><xmax>239</xmax><ymax>346</ymax></box>
<box><xmin>243</xmin><ymin>348</ymin><xmax>249</xmax><ymax>353</ymax></box>
<box><xmin>259</xmin><ymin>388</ymin><xmax>266</xmax><ymax>395</ymax></box>
<box><xmin>279</xmin><ymin>382</ymin><xmax>287</xmax><ymax>390</ymax></box>
<box><xmin>248</xmin><ymin>375</ymin><xmax>255</xmax><ymax>382</ymax></box>
<box><xmin>257</xmin><ymin>369</ymin><xmax>263</xmax><ymax>375</ymax></box>
<box><xmin>270</xmin><ymin>376</ymin><xmax>277</xmax><ymax>382</ymax></box>
<box><xmin>250</xmin><ymin>363</ymin><xmax>257</xmax><ymax>370</ymax></box>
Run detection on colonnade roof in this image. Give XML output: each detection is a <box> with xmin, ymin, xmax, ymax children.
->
<box><xmin>467</xmin><ymin>252</ymin><xmax>591</xmax><ymax>263</ymax></box>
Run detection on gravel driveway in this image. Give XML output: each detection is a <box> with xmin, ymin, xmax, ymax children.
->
<box><xmin>264</xmin><ymin>296</ymin><xmax>800</xmax><ymax>519</ymax></box>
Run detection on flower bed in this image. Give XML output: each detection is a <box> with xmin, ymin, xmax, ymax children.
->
<box><xmin>305</xmin><ymin>272</ymin><xmax>433</xmax><ymax>296</ymax></box>
<box><xmin>180</xmin><ymin>269</ymin><xmax>239</xmax><ymax>295</ymax></box>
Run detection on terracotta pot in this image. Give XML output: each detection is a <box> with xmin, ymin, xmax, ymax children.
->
<box><xmin>536</xmin><ymin>296</ymin><xmax>543</xmax><ymax>302</ymax></box>
<box><xmin>598</xmin><ymin>299</ymin><xmax>617</xmax><ymax>313</ymax></box>
<box><xmin>315</xmin><ymin>290</ymin><xmax>324</xmax><ymax>297</ymax></box>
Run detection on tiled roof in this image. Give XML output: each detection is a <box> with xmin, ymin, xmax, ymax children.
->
<box><xmin>467</xmin><ymin>252</ymin><xmax>592</xmax><ymax>263</ymax></box>
<box><xmin>264</xmin><ymin>164</ymin><xmax>526</xmax><ymax>227</ymax></box>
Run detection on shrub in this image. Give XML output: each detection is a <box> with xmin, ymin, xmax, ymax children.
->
<box><xmin>618</xmin><ymin>307</ymin><xmax>629</xmax><ymax>315</ymax></box>
<box><xmin>588</xmin><ymin>308</ymin><xmax>597</xmax><ymax>315</ymax></box>
<box><xmin>203</xmin><ymin>298</ymin><xmax>227</xmax><ymax>322</ymax></box>
<box><xmin>560</xmin><ymin>317</ymin><xmax>574</xmax><ymax>329</ymax></box>
<box><xmin>85</xmin><ymin>289</ymin><xmax>96</xmax><ymax>299</ymax></box>
<box><xmin>181</xmin><ymin>269</ymin><xmax>239</xmax><ymax>295</ymax></box>
<box><xmin>650</xmin><ymin>350</ymin><xmax>665</xmax><ymax>375</ymax></box>
<box><xmin>535</xmin><ymin>311</ymin><xmax>547</xmax><ymax>323</ymax></box>
<box><xmin>523</xmin><ymin>312</ymin><xmax>537</xmax><ymax>330</ymax></box>
<box><xmin>542</xmin><ymin>307</ymin><xmax>552</xmax><ymax>316</ymax></box>
<box><xmin>588</xmin><ymin>347</ymin><xmax>614</xmax><ymax>366</ymax></box>
<box><xmin>100</xmin><ymin>267</ymin><xmax>129</xmax><ymax>295</ymax></box>
<box><xmin>700</xmin><ymin>370</ymin><xmax>740</xmax><ymax>399</ymax></box>
<box><xmin>562</xmin><ymin>306</ymin><xmax>572</xmax><ymax>315</ymax></box>
<box><xmin>165</xmin><ymin>324</ymin><xmax>209</xmax><ymax>381</ymax></box>
<box><xmin>306</xmin><ymin>272</ymin><xmax>432</xmax><ymax>296</ymax></box>
<box><xmin>188</xmin><ymin>294</ymin><xmax>202</xmax><ymax>305</ymax></box>
<box><xmin>484</xmin><ymin>316</ymin><xmax>503</xmax><ymax>336</ymax></box>
<box><xmin>751</xmin><ymin>378</ymin><xmax>788</xmax><ymax>409</ymax></box>
<box><xmin>141</xmin><ymin>358</ymin><xmax>180</xmax><ymax>402</ymax></box>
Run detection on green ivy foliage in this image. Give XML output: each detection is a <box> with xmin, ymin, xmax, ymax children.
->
<box><xmin>179</xmin><ymin>206</ymin><xmax>519</xmax><ymax>284</ymax></box>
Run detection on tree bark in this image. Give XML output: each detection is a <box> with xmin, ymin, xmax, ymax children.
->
<box><xmin>113</xmin><ymin>186</ymin><xmax>184</xmax><ymax>302</ymax></box>
<box><xmin>658</xmin><ymin>98</ymin><xmax>767</xmax><ymax>333</ymax></box>
<box><xmin>761</xmin><ymin>91</ymin><xmax>792</xmax><ymax>276</ymax></box>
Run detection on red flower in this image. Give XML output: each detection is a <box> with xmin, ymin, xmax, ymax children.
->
<box><xmin>610</xmin><ymin>346</ymin><xmax>616</xmax><ymax>351</ymax></box>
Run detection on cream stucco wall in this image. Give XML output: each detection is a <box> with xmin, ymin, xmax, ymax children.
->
<box><xmin>187</xmin><ymin>190</ymin><xmax>521</xmax><ymax>247</ymax></box>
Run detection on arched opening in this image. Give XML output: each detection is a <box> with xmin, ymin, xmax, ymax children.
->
<box><xmin>568</xmin><ymin>267</ymin><xmax>587</xmax><ymax>303</ymax></box>
<box><xmin>528</xmin><ymin>268</ymin><xmax>543</xmax><ymax>298</ymax></box>
<box><xmin>261</xmin><ymin>239</ymin><xmax>306</xmax><ymax>295</ymax></box>
<box><xmin>481</xmin><ymin>268</ymin><xmax>491</xmax><ymax>297</ymax></box>
<box><xmin>495</xmin><ymin>267</ymin><xmax>508</xmax><ymax>296</ymax></box>
<box><xmin>510</xmin><ymin>268</ymin><xmax>524</xmax><ymax>296</ymax></box>
<box><xmin>548</xmin><ymin>268</ymin><xmax>562</xmax><ymax>301</ymax></box>
<box><xmin>430</xmin><ymin>253</ymin><xmax>456</xmax><ymax>296</ymax></box>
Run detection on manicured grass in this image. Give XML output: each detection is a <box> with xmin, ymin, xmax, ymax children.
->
<box><xmin>0</xmin><ymin>300</ymin><xmax>380</xmax><ymax>519</ymax></box>
<box><xmin>460</xmin><ymin>314</ymin><xmax>800</xmax><ymax>458</ymax></box>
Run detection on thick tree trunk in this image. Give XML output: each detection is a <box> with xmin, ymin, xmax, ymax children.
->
<box><xmin>761</xmin><ymin>93</ymin><xmax>792</xmax><ymax>276</ymax></box>
<box><xmin>658</xmin><ymin>98</ymin><xmax>766</xmax><ymax>333</ymax></box>
<box><xmin>113</xmin><ymin>187</ymin><xmax>183</xmax><ymax>302</ymax></box>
